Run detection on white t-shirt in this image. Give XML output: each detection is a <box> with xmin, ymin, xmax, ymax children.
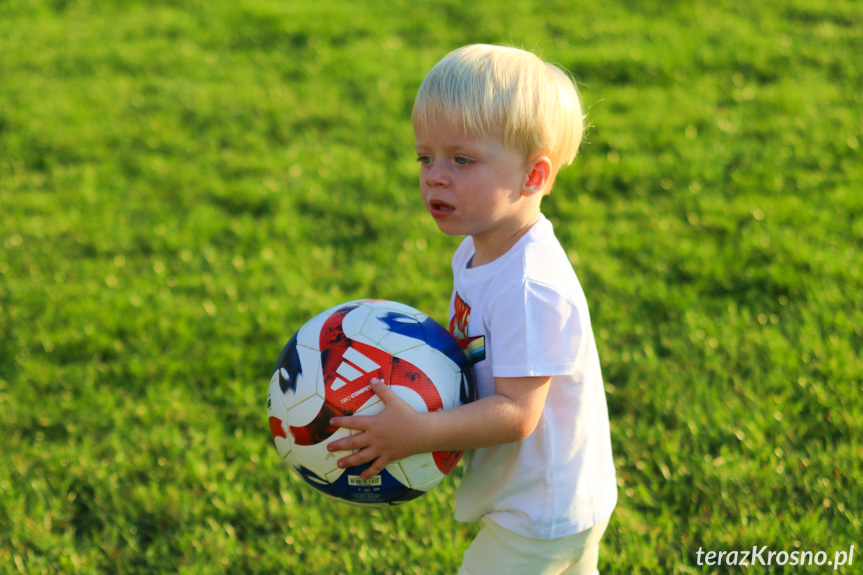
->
<box><xmin>448</xmin><ymin>215</ymin><xmax>617</xmax><ymax>540</ymax></box>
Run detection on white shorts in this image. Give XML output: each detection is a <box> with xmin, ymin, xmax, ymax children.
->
<box><xmin>458</xmin><ymin>516</ymin><xmax>611</xmax><ymax>575</ymax></box>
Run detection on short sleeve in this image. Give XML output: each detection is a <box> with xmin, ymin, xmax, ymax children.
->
<box><xmin>486</xmin><ymin>278</ymin><xmax>584</xmax><ymax>378</ymax></box>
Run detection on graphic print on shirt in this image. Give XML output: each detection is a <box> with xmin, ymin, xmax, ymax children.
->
<box><xmin>449</xmin><ymin>293</ymin><xmax>486</xmax><ymax>365</ymax></box>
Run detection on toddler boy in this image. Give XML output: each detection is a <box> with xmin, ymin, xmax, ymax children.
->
<box><xmin>329</xmin><ymin>44</ymin><xmax>617</xmax><ymax>575</ymax></box>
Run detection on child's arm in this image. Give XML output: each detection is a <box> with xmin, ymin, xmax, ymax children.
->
<box><xmin>327</xmin><ymin>376</ymin><xmax>551</xmax><ymax>480</ymax></box>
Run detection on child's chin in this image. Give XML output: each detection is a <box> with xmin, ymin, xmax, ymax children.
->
<box><xmin>431</xmin><ymin>218</ymin><xmax>462</xmax><ymax>236</ymax></box>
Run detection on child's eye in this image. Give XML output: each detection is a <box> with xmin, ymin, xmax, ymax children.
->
<box><xmin>416</xmin><ymin>155</ymin><xmax>432</xmax><ymax>166</ymax></box>
<box><xmin>454</xmin><ymin>156</ymin><xmax>474</xmax><ymax>166</ymax></box>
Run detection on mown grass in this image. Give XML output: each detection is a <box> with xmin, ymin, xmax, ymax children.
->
<box><xmin>1</xmin><ymin>0</ymin><xmax>861</xmax><ymax>573</ymax></box>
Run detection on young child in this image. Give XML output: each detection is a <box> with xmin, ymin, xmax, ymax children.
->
<box><xmin>328</xmin><ymin>44</ymin><xmax>617</xmax><ymax>574</ymax></box>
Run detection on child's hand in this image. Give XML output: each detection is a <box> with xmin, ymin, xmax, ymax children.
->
<box><xmin>327</xmin><ymin>378</ymin><xmax>426</xmax><ymax>480</ymax></box>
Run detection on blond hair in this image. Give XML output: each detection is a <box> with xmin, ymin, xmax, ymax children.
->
<box><xmin>412</xmin><ymin>44</ymin><xmax>585</xmax><ymax>173</ymax></box>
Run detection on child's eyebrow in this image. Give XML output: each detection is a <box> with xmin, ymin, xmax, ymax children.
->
<box><xmin>414</xmin><ymin>140</ymin><xmax>485</xmax><ymax>153</ymax></box>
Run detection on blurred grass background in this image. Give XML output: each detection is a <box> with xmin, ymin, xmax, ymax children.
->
<box><xmin>1</xmin><ymin>0</ymin><xmax>861</xmax><ymax>573</ymax></box>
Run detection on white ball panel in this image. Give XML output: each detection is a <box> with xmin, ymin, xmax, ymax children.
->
<box><xmin>341</xmin><ymin>332</ymin><xmax>381</xmax><ymax>352</ymax></box>
<box><xmin>267</xmin><ymin>378</ymin><xmax>293</xmax><ymax>459</ymax></box>
<box><xmin>325</xmin><ymin>466</ymin><xmax>347</xmax><ymax>484</ymax></box>
<box><xmin>385</xmin><ymin>462</ymin><xmax>408</xmax><ymax>484</ymax></box>
<box><xmin>289</xmin><ymin>427</ymin><xmax>345</xmax><ymax>478</ymax></box>
<box><xmin>398</xmin><ymin>452</ymin><xmax>445</xmax><ymax>488</ymax></box>
<box><xmin>274</xmin><ymin>436</ymin><xmax>292</xmax><ymax>461</ymax></box>
<box><xmin>294</xmin><ymin>311</ymin><xmax>330</xmax><ymax>351</ymax></box>
<box><xmin>357</xmin><ymin>311</ymin><xmax>399</xmax><ymax>345</ymax></box>
<box><xmin>391</xmin><ymin>384</ymin><xmax>433</xmax><ymax>414</ymax></box>
<box><xmin>397</xmin><ymin>345</ymin><xmax>460</xmax><ymax>376</ymax></box>
<box><xmin>267</xmin><ymin>370</ymin><xmax>281</xmax><ymax>404</ymax></box>
<box><xmin>436</xmin><ymin>369</ymin><xmax>461</xmax><ymax>410</ymax></box>
<box><xmin>340</xmin><ymin>304</ymin><xmax>372</xmax><ymax>339</ymax></box>
<box><xmin>369</xmin><ymin>300</ymin><xmax>424</xmax><ymax>316</ymax></box>
<box><xmin>407</xmin><ymin>472</ymin><xmax>445</xmax><ymax>493</ymax></box>
<box><xmin>376</xmin><ymin>331</ymin><xmax>425</xmax><ymax>355</ymax></box>
<box><xmin>278</xmin><ymin>344</ymin><xmax>325</xmax><ymax>407</ymax></box>
<box><xmin>284</xmin><ymin>394</ymin><xmax>325</xmax><ymax>427</ymax></box>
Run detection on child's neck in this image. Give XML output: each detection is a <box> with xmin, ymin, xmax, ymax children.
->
<box><xmin>469</xmin><ymin>214</ymin><xmax>541</xmax><ymax>268</ymax></box>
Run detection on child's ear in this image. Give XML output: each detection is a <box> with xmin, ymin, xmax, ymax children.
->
<box><xmin>523</xmin><ymin>156</ymin><xmax>553</xmax><ymax>196</ymax></box>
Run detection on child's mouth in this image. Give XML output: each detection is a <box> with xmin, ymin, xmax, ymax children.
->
<box><xmin>430</xmin><ymin>201</ymin><xmax>454</xmax><ymax>217</ymax></box>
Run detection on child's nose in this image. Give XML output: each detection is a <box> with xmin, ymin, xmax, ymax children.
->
<box><xmin>424</xmin><ymin>163</ymin><xmax>449</xmax><ymax>187</ymax></box>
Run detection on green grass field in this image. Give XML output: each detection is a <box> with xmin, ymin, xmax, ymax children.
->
<box><xmin>1</xmin><ymin>0</ymin><xmax>861</xmax><ymax>572</ymax></box>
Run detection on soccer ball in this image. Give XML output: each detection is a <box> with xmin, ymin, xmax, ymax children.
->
<box><xmin>267</xmin><ymin>299</ymin><xmax>476</xmax><ymax>506</ymax></box>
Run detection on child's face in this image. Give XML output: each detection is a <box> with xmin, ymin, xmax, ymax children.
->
<box><xmin>414</xmin><ymin>114</ymin><xmax>539</xmax><ymax>263</ymax></box>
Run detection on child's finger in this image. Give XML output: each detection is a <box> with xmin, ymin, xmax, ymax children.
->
<box><xmin>327</xmin><ymin>430</ymin><xmax>365</xmax><ymax>453</ymax></box>
<box><xmin>330</xmin><ymin>415</ymin><xmax>365</xmax><ymax>430</ymax></box>
<box><xmin>370</xmin><ymin>378</ymin><xmax>399</xmax><ymax>403</ymax></box>
<box><xmin>326</xmin><ymin>436</ymin><xmax>349</xmax><ymax>453</ymax></box>
<box><xmin>360</xmin><ymin>461</ymin><xmax>387</xmax><ymax>480</ymax></box>
<box><xmin>336</xmin><ymin>447</ymin><xmax>378</xmax><ymax>471</ymax></box>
